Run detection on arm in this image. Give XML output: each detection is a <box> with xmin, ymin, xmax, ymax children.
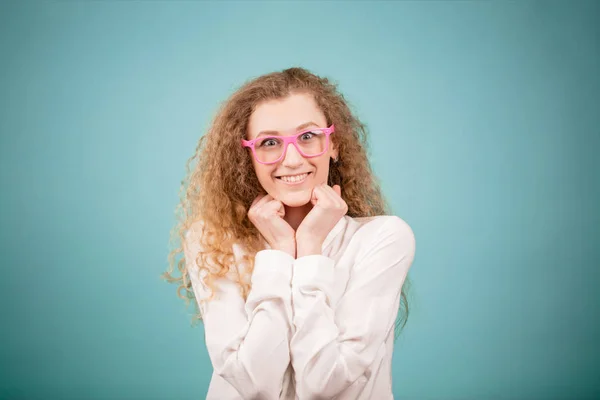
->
<box><xmin>290</xmin><ymin>217</ymin><xmax>416</xmax><ymax>399</ymax></box>
<box><xmin>184</xmin><ymin>226</ymin><xmax>294</xmax><ymax>399</ymax></box>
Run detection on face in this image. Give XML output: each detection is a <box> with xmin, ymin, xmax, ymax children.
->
<box><xmin>246</xmin><ymin>92</ymin><xmax>338</xmax><ymax>207</ymax></box>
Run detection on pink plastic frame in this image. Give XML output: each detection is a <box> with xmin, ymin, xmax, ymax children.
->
<box><xmin>241</xmin><ymin>124</ymin><xmax>335</xmax><ymax>165</ymax></box>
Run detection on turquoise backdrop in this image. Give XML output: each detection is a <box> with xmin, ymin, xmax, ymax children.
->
<box><xmin>1</xmin><ymin>1</ymin><xmax>598</xmax><ymax>399</ymax></box>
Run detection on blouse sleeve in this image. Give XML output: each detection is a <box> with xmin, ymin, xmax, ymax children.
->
<box><xmin>184</xmin><ymin>226</ymin><xmax>295</xmax><ymax>400</ymax></box>
<box><xmin>289</xmin><ymin>216</ymin><xmax>416</xmax><ymax>399</ymax></box>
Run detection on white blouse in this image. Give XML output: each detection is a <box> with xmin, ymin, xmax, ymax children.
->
<box><xmin>184</xmin><ymin>214</ymin><xmax>416</xmax><ymax>400</ymax></box>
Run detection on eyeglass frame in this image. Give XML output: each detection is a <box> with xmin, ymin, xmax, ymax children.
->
<box><xmin>241</xmin><ymin>124</ymin><xmax>335</xmax><ymax>165</ymax></box>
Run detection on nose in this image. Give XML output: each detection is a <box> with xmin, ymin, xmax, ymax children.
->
<box><xmin>281</xmin><ymin>142</ymin><xmax>304</xmax><ymax>167</ymax></box>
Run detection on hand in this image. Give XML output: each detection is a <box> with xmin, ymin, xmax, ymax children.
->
<box><xmin>296</xmin><ymin>184</ymin><xmax>348</xmax><ymax>257</ymax></box>
<box><xmin>248</xmin><ymin>193</ymin><xmax>296</xmax><ymax>257</ymax></box>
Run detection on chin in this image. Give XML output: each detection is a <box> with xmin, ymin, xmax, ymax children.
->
<box><xmin>278</xmin><ymin>191</ymin><xmax>312</xmax><ymax>208</ymax></box>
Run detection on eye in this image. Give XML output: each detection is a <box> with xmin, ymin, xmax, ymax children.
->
<box><xmin>258</xmin><ymin>138</ymin><xmax>280</xmax><ymax>148</ymax></box>
<box><xmin>300</xmin><ymin>131</ymin><xmax>317</xmax><ymax>141</ymax></box>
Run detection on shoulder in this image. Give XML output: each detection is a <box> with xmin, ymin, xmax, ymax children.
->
<box><xmin>183</xmin><ymin>220</ymin><xmax>206</xmax><ymax>263</ymax></box>
<box><xmin>349</xmin><ymin>215</ymin><xmax>416</xmax><ymax>261</ymax></box>
<box><xmin>353</xmin><ymin>215</ymin><xmax>415</xmax><ymax>242</ymax></box>
<box><xmin>184</xmin><ymin>220</ymin><xmax>242</xmax><ymax>281</ymax></box>
<box><xmin>183</xmin><ymin>220</ymin><xmax>205</xmax><ymax>275</ymax></box>
<box><xmin>186</xmin><ymin>220</ymin><xmax>206</xmax><ymax>241</ymax></box>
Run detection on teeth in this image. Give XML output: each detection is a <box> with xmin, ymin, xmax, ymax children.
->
<box><xmin>280</xmin><ymin>173</ymin><xmax>308</xmax><ymax>183</ymax></box>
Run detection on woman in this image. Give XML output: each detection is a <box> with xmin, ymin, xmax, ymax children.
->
<box><xmin>164</xmin><ymin>67</ymin><xmax>416</xmax><ymax>399</ymax></box>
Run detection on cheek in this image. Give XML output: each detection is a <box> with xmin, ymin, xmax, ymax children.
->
<box><xmin>314</xmin><ymin>159</ymin><xmax>331</xmax><ymax>182</ymax></box>
<box><xmin>253</xmin><ymin>163</ymin><xmax>275</xmax><ymax>188</ymax></box>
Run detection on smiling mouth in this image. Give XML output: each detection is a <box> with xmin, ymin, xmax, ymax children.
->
<box><xmin>276</xmin><ymin>172</ymin><xmax>311</xmax><ymax>184</ymax></box>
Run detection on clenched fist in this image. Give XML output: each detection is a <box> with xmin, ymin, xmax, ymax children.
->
<box><xmin>296</xmin><ymin>184</ymin><xmax>348</xmax><ymax>257</ymax></box>
<box><xmin>248</xmin><ymin>194</ymin><xmax>296</xmax><ymax>257</ymax></box>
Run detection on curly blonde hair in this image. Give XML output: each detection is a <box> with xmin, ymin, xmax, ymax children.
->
<box><xmin>163</xmin><ymin>67</ymin><xmax>412</xmax><ymax>338</ymax></box>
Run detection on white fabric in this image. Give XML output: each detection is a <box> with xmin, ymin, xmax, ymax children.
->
<box><xmin>184</xmin><ymin>215</ymin><xmax>416</xmax><ymax>400</ymax></box>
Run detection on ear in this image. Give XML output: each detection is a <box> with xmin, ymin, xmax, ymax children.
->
<box><xmin>330</xmin><ymin>143</ymin><xmax>339</xmax><ymax>162</ymax></box>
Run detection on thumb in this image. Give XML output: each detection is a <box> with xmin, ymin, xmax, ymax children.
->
<box><xmin>266</xmin><ymin>199</ymin><xmax>285</xmax><ymax>218</ymax></box>
<box><xmin>311</xmin><ymin>186</ymin><xmax>320</xmax><ymax>206</ymax></box>
<box><xmin>276</xmin><ymin>200</ymin><xmax>285</xmax><ymax>218</ymax></box>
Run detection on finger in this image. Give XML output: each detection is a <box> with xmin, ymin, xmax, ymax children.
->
<box><xmin>264</xmin><ymin>198</ymin><xmax>285</xmax><ymax>218</ymax></box>
<box><xmin>253</xmin><ymin>193</ymin><xmax>274</xmax><ymax>209</ymax></box>
<box><xmin>277</xmin><ymin>201</ymin><xmax>285</xmax><ymax>217</ymax></box>
<box><xmin>320</xmin><ymin>184</ymin><xmax>345</xmax><ymax>208</ymax></box>
<box><xmin>332</xmin><ymin>184</ymin><xmax>341</xmax><ymax>198</ymax></box>
<box><xmin>319</xmin><ymin>184</ymin><xmax>338</xmax><ymax>203</ymax></box>
<box><xmin>249</xmin><ymin>194</ymin><xmax>274</xmax><ymax>220</ymax></box>
<box><xmin>268</xmin><ymin>198</ymin><xmax>286</xmax><ymax>218</ymax></box>
<box><xmin>251</xmin><ymin>194</ymin><xmax>266</xmax><ymax>207</ymax></box>
<box><xmin>310</xmin><ymin>185</ymin><xmax>321</xmax><ymax>206</ymax></box>
<box><xmin>332</xmin><ymin>185</ymin><xmax>345</xmax><ymax>209</ymax></box>
<box><xmin>313</xmin><ymin>184</ymin><xmax>334</xmax><ymax>207</ymax></box>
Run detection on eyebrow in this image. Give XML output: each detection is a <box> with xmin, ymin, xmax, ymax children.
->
<box><xmin>256</xmin><ymin>121</ymin><xmax>319</xmax><ymax>137</ymax></box>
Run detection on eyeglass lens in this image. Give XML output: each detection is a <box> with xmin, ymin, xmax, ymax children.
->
<box><xmin>254</xmin><ymin>130</ymin><xmax>327</xmax><ymax>163</ymax></box>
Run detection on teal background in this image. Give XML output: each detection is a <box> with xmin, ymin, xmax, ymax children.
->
<box><xmin>1</xmin><ymin>0</ymin><xmax>598</xmax><ymax>399</ymax></box>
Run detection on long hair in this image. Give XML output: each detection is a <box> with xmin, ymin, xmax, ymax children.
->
<box><xmin>163</xmin><ymin>67</ymin><xmax>412</xmax><ymax>338</ymax></box>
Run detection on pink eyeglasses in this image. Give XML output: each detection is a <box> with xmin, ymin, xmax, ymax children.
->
<box><xmin>241</xmin><ymin>125</ymin><xmax>335</xmax><ymax>165</ymax></box>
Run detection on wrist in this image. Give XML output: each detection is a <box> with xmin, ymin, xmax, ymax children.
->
<box><xmin>296</xmin><ymin>235</ymin><xmax>323</xmax><ymax>258</ymax></box>
<box><xmin>272</xmin><ymin>241</ymin><xmax>296</xmax><ymax>258</ymax></box>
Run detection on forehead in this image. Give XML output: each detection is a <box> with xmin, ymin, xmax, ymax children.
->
<box><xmin>247</xmin><ymin>92</ymin><xmax>327</xmax><ymax>139</ymax></box>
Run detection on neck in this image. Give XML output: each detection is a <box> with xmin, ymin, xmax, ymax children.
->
<box><xmin>284</xmin><ymin>202</ymin><xmax>313</xmax><ymax>231</ymax></box>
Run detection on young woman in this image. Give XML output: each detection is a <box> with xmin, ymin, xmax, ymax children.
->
<box><xmin>164</xmin><ymin>67</ymin><xmax>416</xmax><ymax>399</ymax></box>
